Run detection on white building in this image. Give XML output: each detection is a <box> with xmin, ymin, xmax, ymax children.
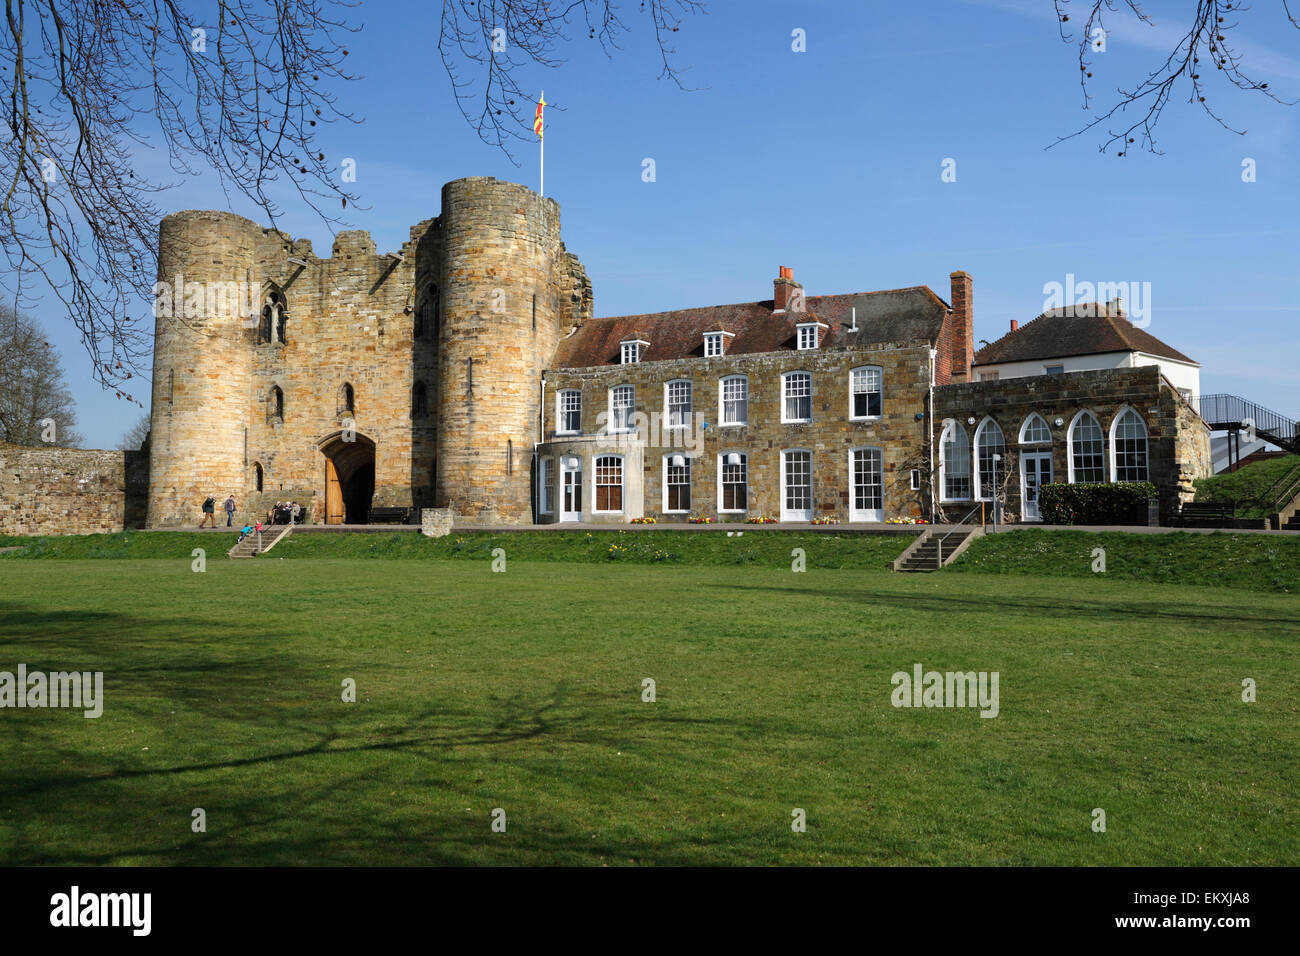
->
<box><xmin>972</xmin><ymin>302</ymin><xmax>1200</xmax><ymax>400</ymax></box>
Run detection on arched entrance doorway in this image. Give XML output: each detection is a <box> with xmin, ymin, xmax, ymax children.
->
<box><xmin>319</xmin><ymin>431</ymin><xmax>375</xmax><ymax>524</ymax></box>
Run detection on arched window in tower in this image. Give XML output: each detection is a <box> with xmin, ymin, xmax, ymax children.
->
<box><xmin>268</xmin><ymin>386</ymin><xmax>284</xmax><ymax>424</ymax></box>
<box><xmin>339</xmin><ymin>383</ymin><xmax>355</xmax><ymax>416</ymax></box>
<box><xmin>261</xmin><ymin>289</ymin><xmax>289</xmax><ymax>345</ymax></box>
<box><xmin>412</xmin><ymin>380</ymin><xmax>428</xmax><ymax>419</ymax></box>
<box><xmin>415</xmin><ymin>285</ymin><xmax>440</xmax><ymax>340</ymax></box>
<box><xmin>254</xmin><ymin>462</ymin><xmax>264</xmax><ymax>492</ymax></box>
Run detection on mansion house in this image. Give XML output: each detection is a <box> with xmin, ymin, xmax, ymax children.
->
<box><xmin>536</xmin><ymin>269</ymin><xmax>1209</xmax><ymax>524</ymax></box>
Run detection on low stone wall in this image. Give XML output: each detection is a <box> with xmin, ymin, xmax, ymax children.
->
<box><xmin>0</xmin><ymin>443</ymin><xmax>149</xmax><ymax>535</ymax></box>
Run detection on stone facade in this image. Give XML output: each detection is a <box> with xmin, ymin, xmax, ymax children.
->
<box><xmin>934</xmin><ymin>365</ymin><xmax>1211</xmax><ymax>522</ymax></box>
<box><xmin>0</xmin><ymin>444</ymin><xmax>148</xmax><ymax>535</ymax></box>
<box><xmin>540</xmin><ymin>343</ymin><xmax>933</xmax><ymax>522</ymax></box>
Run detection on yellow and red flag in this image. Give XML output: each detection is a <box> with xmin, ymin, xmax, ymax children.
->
<box><xmin>534</xmin><ymin>93</ymin><xmax>546</xmax><ymax>140</ymax></box>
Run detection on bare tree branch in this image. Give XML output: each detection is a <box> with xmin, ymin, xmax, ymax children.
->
<box><xmin>1051</xmin><ymin>0</ymin><xmax>1298</xmax><ymax>155</ymax></box>
<box><xmin>0</xmin><ymin>0</ymin><xmax>363</xmax><ymax>397</ymax></box>
<box><xmin>437</xmin><ymin>0</ymin><xmax>705</xmax><ymax>163</ymax></box>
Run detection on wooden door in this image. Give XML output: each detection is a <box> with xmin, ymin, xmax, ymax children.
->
<box><xmin>326</xmin><ymin>458</ymin><xmax>344</xmax><ymax>524</ymax></box>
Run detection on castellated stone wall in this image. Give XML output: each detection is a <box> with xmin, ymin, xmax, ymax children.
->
<box><xmin>540</xmin><ymin>342</ymin><xmax>934</xmax><ymax>522</ymax></box>
<box><xmin>0</xmin><ymin>444</ymin><xmax>148</xmax><ymax>535</ymax></box>
<box><xmin>934</xmin><ymin>365</ymin><xmax>1211</xmax><ymax>521</ymax></box>
<box><xmin>146</xmin><ymin>177</ymin><xmax>591</xmax><ymax>528</ymax></box>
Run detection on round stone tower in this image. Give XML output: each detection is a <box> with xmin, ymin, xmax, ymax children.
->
<box><xmin>147</xmin><ymin>210</ymin><xmax>261</xmax><ymax>527</ymax></box>
<box><xmin>437</xmin><ymin>178</ymin><xmax>565</xmax><ymax>524</ymax></box>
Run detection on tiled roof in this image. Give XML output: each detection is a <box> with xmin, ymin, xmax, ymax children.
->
<box><xmin>551</xmin><ymin>287</ymin><xmax>950</xmax><ymax>368</ymax></box>
<box><xmin>973</xmin><ymin>304</ymin><xmax>1197</xmax><ymax>366</ymax></box>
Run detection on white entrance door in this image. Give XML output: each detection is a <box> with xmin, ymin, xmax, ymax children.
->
<box><xmin>781</xmin><ymin>450</ymin><xmax>813</xmax><ymax>522</ymax></box>
<box><xmin>850</xmin><ymin>448</ymin><xmax>884</xmax><ymax>522</ymax></box>
<box><xmin>1021</xmin><ymin>452</ymin><xmax>1052</xmax><ymax>522</ymax></box>
<box><xmin>560</xmin><ymin>457</ymin><xmax>582</xmax><ymax>522</ymax></box>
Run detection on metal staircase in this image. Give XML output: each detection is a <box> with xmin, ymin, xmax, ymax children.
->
<box><xmin>1193</xmin><ymin>395</ymin><xmax>1299</xmax><ymax>454</ymax></box>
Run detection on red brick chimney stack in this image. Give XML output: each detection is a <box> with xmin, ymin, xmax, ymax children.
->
<box><xmin>774</xmin><ymin>265</ymin><xmax>802</xmax><ymax>312</ymax></box>
<box><xmin>948</xmin><ymin>271</ymin><xmax>974</xmax><ymax>382</ymax></box>
<box><xmin>1010</xmin><ymin>319</ymin><xmax>1019</xmax><ymax>332</ymax></box>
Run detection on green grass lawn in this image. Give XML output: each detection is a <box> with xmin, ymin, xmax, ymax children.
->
<box><xmin>951</xmin><ymin>529</ymin><xmax>1300</xmax><ymax>594</ymax></box>
<box><xmin>1</xmin><ymin>549</ymin><xmax>1296</xmax><ymax>865</ymax></box>
<box><xmin>1194</xmin><ymin>454</ymin><xmax>1300</xmax><ymax>517</ymax></box>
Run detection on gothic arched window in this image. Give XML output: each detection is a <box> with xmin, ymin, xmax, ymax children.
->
<box><xmin>261</xmin><ymin>289</ymin><xmax>288</xmax><ymax>345</ymax></box>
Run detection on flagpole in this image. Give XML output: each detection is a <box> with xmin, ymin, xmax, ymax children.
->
<box><xmin>539</xmin><ymin>90</ymin><xmax>545</xmax><ymax>198</ymax></box>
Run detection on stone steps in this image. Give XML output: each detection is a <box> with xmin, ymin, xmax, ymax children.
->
<box><xmin>895</xmin><ymin>530</ymin><xmax>976</xmax><ymax>572</ymax></box>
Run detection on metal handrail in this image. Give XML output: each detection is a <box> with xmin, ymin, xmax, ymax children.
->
<box><xmin>936</xmin><ymin>504</ymin><xmax>984</xmax><ymax>566</ymax></box>
<box><xmin>1268</xmin><ymin>462</ymin><xmax>1300</xmax><ymax>514</ymax></box>
<box><xmin>1193</xmin><ymin>394</ymin><xmax>1298</xmax><ymax>442</ymax></box>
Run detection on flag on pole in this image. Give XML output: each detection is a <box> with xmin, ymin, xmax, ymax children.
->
<box><xmin>534</xmin><ymin>93</ymin><xmax>546</xmax><ymax>140</ymax></box>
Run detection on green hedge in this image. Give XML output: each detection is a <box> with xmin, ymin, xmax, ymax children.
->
<box><xmin>1037</xmin><ymin>482</ymin><xmax>1157</xmax><ymax>525</ymax></box>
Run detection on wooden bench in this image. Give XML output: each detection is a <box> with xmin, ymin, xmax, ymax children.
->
<box><xmin>367</xmin><ymin>506</ymin><xmax>412</xmax><ymax>525</ymax></box>
<box><xmin>1177</xmin><ymin>502</ymin><xmax>1235</xmax><ymax>527</ymax></box>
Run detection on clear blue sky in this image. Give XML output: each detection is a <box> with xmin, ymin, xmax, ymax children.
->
<box><xmin>49</xmin><ymin>0</ymin><xmax>1300</xmax><ymax>448</ymax></box>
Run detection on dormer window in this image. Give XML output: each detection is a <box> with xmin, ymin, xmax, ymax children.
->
<box><xmin>796</xmin><ymin>322</ymin><xmax>826</xmax><ymax>351</ymax></box>
<box><xmin>621</xmin><ymin>338</ymin><xmax>649</xmax><ymax>364</ymax></box>
<box><xmin>703</xmin><ymin>331</ymin><xmax>733</xmax><ymax>358</ymax></box>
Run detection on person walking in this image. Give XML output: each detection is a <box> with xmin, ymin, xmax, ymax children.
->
<box><xmin>200</xmin><ymin>493</ymin><xmax>216</xmax><ymax>529</ymax></box>
<box><xmin>224</xmin><ymin>494</ymin><xmax>237</xmax><ymax>527</ymax></box>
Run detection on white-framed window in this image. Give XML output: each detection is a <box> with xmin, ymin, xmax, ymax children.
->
<box><xmin>609</xmin><ymin>384</ymin><xmax>635</xmax><ymax>433</ymax></box>
<box><xmin>718</xmin><ymin>452</ymin><xmax>748</xmax><ymax>513</ymax></box>
<box><xmin>557</xmin><ymin>389</ymin><xmax>581</xmax><ymax>435</ymax></box>
<box><xmin>621</xmin><ymin>340</ymin><xmax>646</xmax><ymax>364</ymax></box>
<box><xmin>720</xmin><ymin>375</ymin><xmax>748</xmax><ymax>426</ymax></box>
<box><xmin>782</xmin><ymin>371</ymin><xmax>812</xmax><ymax>423</ymax></box>
<box><xmin>978</xmin><ymin>370</ymin><xmax>1000</xmax><ymax>382</ymax></box>
<box><xmin>850</xmin><ymin>366</ymin><xmax>883</xmax><ymax>419</ymax></box>
<box><xmin>704</xmin><ymin>332</ymin><xmax>731</xmax><ymax>357</ymax></box>
<box><xmin>849</xmin><ymin>446</ymin><xmax>884</xmax><ymax>522</ymax></box>
<box><xmin>974</xmin><ymin>418</ymin><xmax>1006</xmax><ymax>501</ymax></box>
<box><xmin>663</xmin><ymin>455</ymin><xmax>692</xmax><ymax>513</ymax></box>
<box><xmin>594</xmin><ymin>455</ymin><xmax>624</xmax><ymax>512</ymax></box>
<box><xmin>666</xmin><ymin>379</ymin><xmax>692</xmax><ymax>429</ymax></box>
<box><xmin>910</xmin><ymin>469</ymin><xmax>922</xmax><ymax>491</ymax></box>
<box><xmin>781</xmin><ymin>449</ymin><xmax>813</xmax><ymax>521</ymax></box>
<box><xmin>1111</xmin><ymin>407</ymin><xmax>1149</xmax><ymax>482</ymax></box>
<box><xmin>796</xmin><ymin>323</ymin><xmax>822</xmax><ymax>350</ymax></box>
<box><xmin>1068</xmin><ymin>410</ymin><xmax>1106</xmax><ymax>483</ymax></box>
<box><xmin>1045</xmin><ymin>364</ymin><xmax>1065</xmax><ymax>376</ymax></box>
<box><xmin>1019</xmin><ymin>413</ymin><xmax>1052</xmax><ymax>445</ymax></box>
<box><xmin>539</xmin><ymin>458</ymin><xmax>554</xmax><ymax>514</ymax></box>
<box><xmin>940</xmin><ymin>420</ymin><xmax>972</xmax><ymax>502</ymax></box>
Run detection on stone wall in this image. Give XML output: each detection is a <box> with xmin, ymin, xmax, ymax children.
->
<box><xmin>0</xmin><ymin>444</ymin><xmax>148</xmax><ymax>535</ymax></box>
<box><xmin>934</xmin><ymin>365</ymin><xmax>1211</xmax><ymax>522</ymax></box>
<box><xmin>540</xmin><ymin>341</ymin><xmax>934</xmax><ymax>522</ymax></box>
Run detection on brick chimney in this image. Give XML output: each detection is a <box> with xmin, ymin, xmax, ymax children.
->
<box><xmin>774</xmin><ymin>266</ymin><xmax>803</xmax><ymax>313</ymax></box>
<box><xmin>948</xmin><ymin>271</ymin><xmax>974</xmax><ymax>382</ymax></box>
<box><xmin>1010</xmin><ymin>319</ymin><xmax>1019</xmax><ymax>332</ymax></box>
